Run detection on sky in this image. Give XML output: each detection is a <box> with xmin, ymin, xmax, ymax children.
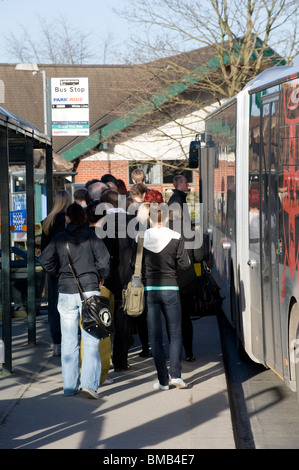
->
<box><xmin>0</xmin><ymin>0</ymin><xmax>132</xmax><ymax>63</ymax></box>
<box><xmin>0</xmin><ymin>0</ymin><xmax>298</xmax><ymax>65</ymax></box>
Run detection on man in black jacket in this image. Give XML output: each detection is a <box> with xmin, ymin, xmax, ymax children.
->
<box><xmin>99</xmin><ymin>190</ymin><xmax>136</xmax><ymax>371</ymax></box>
<box><xmin>40</xmin><ymin>203</ymin><xmax>110</xmax><ymax>399</ymax></box>
<box><xmin>168</xmin><ymin>176</ymin><xmax>198</xmax><ymax>363</ymax></box>
<box><xmin>168</xmin><ymin>175</ymin><xmax>189</xmax><ymax>208</ymax></box>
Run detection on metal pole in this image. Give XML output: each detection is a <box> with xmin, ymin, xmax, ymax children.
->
<box><xmin>25</xmin><ymin>139</ymin><xmax>36</xmax><ymax>346</ymax></box>
<box><xmin>41</xmin><ymin>70</ymin><xmax>47</xmax><ymax>135</ymax></box>
<box><xmin>0</xmin><ymin>126</ymin><xmax>12</xmax><ymax>374</ymax></box>
<box><xmin>45</xmin><ymin>145</ymin><xmax>53</xmax><ymax>325</ymax></box>
<box><xmin>46</xmin><ymin>146</ymin><xmax>53</xmax><ymax>213</ymax></box>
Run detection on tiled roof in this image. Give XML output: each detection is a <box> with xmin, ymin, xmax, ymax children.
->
<box><xmin>0</xmin><ymin>40</ymin><xmax>284</xmax><ymax>162</ymax></box>
<box><xmin>0</xmin><ymin>46</ymin><xmax>226</xmax><ymax>157</ymax></box>
<box><xmin>0</xmin><ymin>62</ymin><xmax>148</xmax><ymax>154</ymax></box>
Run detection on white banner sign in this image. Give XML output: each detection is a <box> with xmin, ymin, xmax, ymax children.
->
<box><xmin>51</xmin><ymin>78</ymin><xmax>89</xmax><ymax>136</ymax></box>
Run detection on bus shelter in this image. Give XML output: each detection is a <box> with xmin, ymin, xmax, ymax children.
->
<box><xmin>0</xmin><ymin>107</ymin><xmax>53</xmax><ymax>374</ymax></box>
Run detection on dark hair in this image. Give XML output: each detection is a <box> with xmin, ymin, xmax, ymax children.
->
<box><xmin>101</xmin><ymin>174</ymin><xmax>118</xmax><ymax>185</ymax></box>
<box><xmin>66</xmin><ymin>202</ymin><xmax>87</xmax><ymax>225</ymax></box>
<box><xmin>130</xmin><ymin>183</ymin><xmax>148</xmax><ymax>198</ymax></box>
<box><xmin>100</xmin><ymin>189</ymin><xmax>120</xmax><ymax>208</ymax></box>
<box><xmin>116</xmin><ymin>178</ymin><xmax>128</xmax><ymax>195</ymax></box>
<box><xmin>74</xmin><ymin>188</ymin><xmax>90</xmax><ymax>205</ymax></box>
<box><xmin>85</xmin><ymin>178</ymin><xmax>100</xmax><ymax>189</ymax></box>
<box><xmin>144</xmin><ymin>189</ymin><xmax>164</xmax><ymax>204</ymax></box>
<box><xmin>86</xmin><ymin>200</ymin><xmax>104</xmax><ymax>225</ymax></box>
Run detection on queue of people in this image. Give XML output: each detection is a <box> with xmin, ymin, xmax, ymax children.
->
<box><xmin>40</xmin><ymin>170</ymin><xmax>200</xmax><ymax>398</ymax></box>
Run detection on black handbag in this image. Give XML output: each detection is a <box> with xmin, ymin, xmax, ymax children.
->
<box><xmin>66</xmin><ymin>242</ymin><xmax>115</xmax><ymax>339</ymax></box>
<box><xmin>195</xmin><ymin>261</ymin><xmax>223</xmax><ymax>317</ymax></box>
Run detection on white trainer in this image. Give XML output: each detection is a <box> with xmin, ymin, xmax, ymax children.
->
<box><xmin>153</xmin><ymin>381</ymin><xmax>169</xmax><ymax>390</ymax></box>
<box><xmin>103</xmin><ymin>377</ymin><xmax>113</xmax><ymax>385</ymax></box>
<box><xmin>170</xmin><ymin>378</ymin><xmax>187</xmax><ymax>389</ymax></box>
<box><xmin>81</xmin><ymin>387</ymin><xmax>100</xmax><ymax>399</ymax></box>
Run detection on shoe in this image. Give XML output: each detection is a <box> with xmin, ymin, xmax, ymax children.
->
<box><xmin>153</xmin><ymin>381</ymin><xmax>169</xmax><ymax>390</ymax></box>
<box><xmin>170</xmin><ymin>378</ymin><xmax>187</xmax><ymax>389</ymax></box>
<box><xmin>53</xmin><ymin>344</ymin><xmax>61</xmax><ymax>356</ymax></box>
<box><xmin>114</xmin><ymin>364</ymin><xmax>131</xmax><ymax>372</ymax></box>
<box><xmin>186</xmin><ymin>355</ymin><xmax>196</xmax><ymax>362</ymax></box>
<box><xmin>103</xmin><ymin>377</ymin><xmax>113</xmax><ymax>385</ymax></box>
<box><xmin>139</xmin><ymin>350</ymin><xmax>149</xmax><ymax>357</ymax></box>
<box><xmin>81</xmin><ymin>387</ymin><xmax>100</xmax><ymax>399</ymax></box>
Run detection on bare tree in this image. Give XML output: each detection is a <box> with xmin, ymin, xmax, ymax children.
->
<box><xmin>118</xmin><ymin>0</ymin><xmax>298</xmax><ymax>96</ymax></box>
<box><xmin>4</xmin><ymin>15</ymin><xmax>97</xmax><ymax>64</ymax></box>
<box><xmin>104</xmin><ymin>0</ymin><xmax>298</xmax><ymax>167</ymax></box>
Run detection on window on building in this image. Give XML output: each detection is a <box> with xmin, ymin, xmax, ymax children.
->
<box><xmin>129</xmin><ymin>160</ymin><xmax>193</xmax><ymax>185</ymax></box>
<box><xmin>129</xmin><ymin>163</ymin><xmax>162</xmax><ymax>185</ymax></box>
<box><xmin>162</xmin><ymin>160</ymin><xmax>193</xmax><ymax>184</ymax></box>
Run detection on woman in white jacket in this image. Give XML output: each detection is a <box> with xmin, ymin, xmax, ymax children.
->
<box><xmin>137</xmin><ymin>190</ymin><xmax>190</xmax><ymax>390</ymax></box>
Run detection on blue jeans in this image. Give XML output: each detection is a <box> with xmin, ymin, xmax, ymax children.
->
<box><xmin>146</xmin><ymin>289</ymin><xmax>182</xmax><ymax>386</ymax></box>
<box><xmin>57</xmin><ymin>291</ymin><xmax>101</xmax><ymax>396</ymax></box>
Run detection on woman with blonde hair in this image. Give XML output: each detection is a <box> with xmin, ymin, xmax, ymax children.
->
<box><xmin>41</xmin><ymin>190</ymin><xmax>72</xmax><ymax>249</ymax></box>
<box><xmin>41</xmin><ymin>190</ymin><xmax>72</xmax><ymax>356</ymax></box>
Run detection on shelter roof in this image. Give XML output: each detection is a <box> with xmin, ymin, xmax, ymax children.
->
<box><xmin>0</xmin><ymin>105</ymin><xmax>51</xmax><ymax>148</ymax></box>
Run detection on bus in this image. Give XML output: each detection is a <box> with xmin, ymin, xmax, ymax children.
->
<box><xmin>190</xmin><ymin>64</ymin><xmax>299</xmax><ymax>401</ymax></box>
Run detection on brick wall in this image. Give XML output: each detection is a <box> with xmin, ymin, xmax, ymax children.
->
<box><xmin>75</xmin><ymin>159</ymin><xmax>200</xmax><ymax>193</ymax></box>
<box><xmin>75</xmin><ymin>160</ymin><xmax>129</xmax><ymax>185</ymax></box>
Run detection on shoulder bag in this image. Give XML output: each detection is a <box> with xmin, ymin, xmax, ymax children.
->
<box><xmin>195</xmin><ymin>261</ymin><xmax>223</xmax><ymax>317</ymax></box>
<box><xmin>122</xmin><ymin>233</ymin><xmax>144</xmax><ymax>317</ymax></box>
<box><xmin>66</xmin><ymin>242</ymin><xmax>115</xmax><ymax>339</ymax></box>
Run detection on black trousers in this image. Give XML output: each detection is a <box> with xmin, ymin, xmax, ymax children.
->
<box><xmin>180</xmin><ymin>293</ymin><xmax>195</xmax><ymax>358</ymax></box>
<box><xmin>134</xmin><ymin>309</ymin><xmax>149</xmax><ymax>353</ymax></box>
<box><xmin>112</xmin><ymin>299</ymin><xmax>134</xmax><ymax>368</ymax></box>
<box><xmin>164</xmin><ymin>293</ymin><xmax>195</xmax><ymax>359</ymax></box>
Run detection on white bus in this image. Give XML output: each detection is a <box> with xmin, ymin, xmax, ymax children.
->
<box><xmin>190</xmin><ymin>64</ymin><xmax>299</xmax><ymax>401</ymax></box>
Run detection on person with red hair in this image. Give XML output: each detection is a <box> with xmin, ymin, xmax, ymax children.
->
<box><xmin>144</xmin><ymin>189</ymin><xmax>164</xmax><ymax>204</ymax></box>
<box><xmin>136</xmin><ymin>190</ymin><xmax>164</xmax><ymax>228</ymax></box>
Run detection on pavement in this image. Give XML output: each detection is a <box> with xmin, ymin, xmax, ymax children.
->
<box><xmin>0</xmin><ymin>313</ymin><xmax>235</xmax><ymax>450</ymax></box>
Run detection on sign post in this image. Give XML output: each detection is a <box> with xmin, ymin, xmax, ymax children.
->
<box><xmin>50</xmin><ymin>78</ymin><xmax>89</xmax><ymax>136</ymax></box>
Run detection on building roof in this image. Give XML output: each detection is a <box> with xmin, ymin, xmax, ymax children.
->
<box><xmin>0</xmin><ymin>38</ymin><xmax>285</xmax><ymax>163</ymax></box>
<box><xmin>0</xmin><ymin>62</ymin><xmax>147</xmax><ymax>153</ymax></box>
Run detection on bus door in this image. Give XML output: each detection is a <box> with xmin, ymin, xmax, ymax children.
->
<box><xmin>260</xmin><ymin>95</ymin><xmax>283</xmax><ymax>373</ymax></box>
<box><xmin>200</xmin><ymin>145</ymin><xmax>215</xmax><ymax>260</ymax></box>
